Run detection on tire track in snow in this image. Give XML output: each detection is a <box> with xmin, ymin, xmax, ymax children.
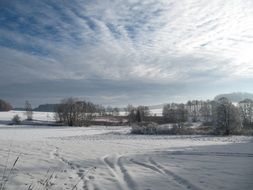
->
<box><xmin>101</xmin><ymin>155</ymin><xmax>125</xmax><ymax>190</ymax></box>
<box><xmin>101</xmin><ymin>154</ymin><xmax>138</xmax><ymax>190</ymax></box>
<box><xmin>118</xmin><ymin>156</ymin><xmax>138</xmax><ymax>190</ymax></box>
<box><xmin>130</xmin><ymin>159</ymin><xmax>164</xmax><ymax>175</ymax></box>
<box><xmin>130</xmin><ymin>155</ymin><xmax>202</xmax><ymax>190</ymax></box>
<box><xmin>148</xmin><ymin>157</ymin><xmax>202</xmax><ymax>190</ymax></box>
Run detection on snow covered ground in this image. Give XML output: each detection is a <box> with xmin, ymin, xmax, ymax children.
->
<box><xmin>149</xmin><ymin>108</ymin><xmax>163</xmax><ymax>116</ymax></box>
<box><xmin>0</xmin><ymin>112</ymin><xmax>253</xmax><ymax>190</ymax></box>
<box><xmin>0</xmin><ymin>111</ymin><xmax>55</xmax><ymax>125</ymax></box>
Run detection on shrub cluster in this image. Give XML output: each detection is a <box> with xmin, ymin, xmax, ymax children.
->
<box><xmin>131</xmin><ymin>122</ymin><xmax>214</xmax><ymax>135</ymax></box>
<box><xmin>11</xmin><ymin>114</ymin><xmax>21</xmax><ymax>125</ymax></box>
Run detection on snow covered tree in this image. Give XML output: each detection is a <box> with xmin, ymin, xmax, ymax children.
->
<box><xmin>127</xmin><ymin>105</ymin><xmax>150</xmax><ymax>124</ymax></box>
<box><xmin>106</xmin><ymin>106</ymin><xmax>114</xmax><ymax>116</ymax></box>
<box><xmin>214</xmin><ymin>97</ymin><xmax>241</xmax><ymax>135</ymax></box>
<box><xmin>25</xmin><ymin>100</ymin><xmax>33</xmax><ymax>120</ymax></box>
<box><xmin>163</xmin><ymin>104</ymin><xmax>188</xmax><ymax>123</ymax></box>
<box><xmin>137</xmin><ymin>106</ymin><xmax>150</xmax><ymax>120</ymax></box>
<box><xmin>199</xmin><ymin>101</ymin><xmax>212</xmax><ymax>123</ymax></box>
<box><xmin>163</xmin><ymin>104</ymin><xmax>174</xmax><ymax>122</ymax></box>
<box><xmin>239</xmin><ymin>99</ymin><xmax>253</xmax><ymax>127</ymax></box>
<box><xmin>113</xmin><ymin>107</ymin><xmax>120</xmax><ymax>116</ymax></box>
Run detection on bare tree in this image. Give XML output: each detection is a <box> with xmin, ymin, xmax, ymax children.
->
<box><xmin>96</xmin><ymin>104</ymin><xmax>106</xmax><ymax>116</ymax></box>
<box><xmin>112</xmin><ymin>107</ymin><xmax>120</xmax><ymax>116</ymax></box>
<box><xmin>214</xmin><ymin>97</ymin><xmax>241</xmax><ymax>135</ymax></box>
<box><xmin>199</xmin><ymin>101</ymin><xmax>212</xmax><ymax>123</ymax></box>
<box><xmin>137</xmin><ymin>106</ymin><xmax>150</xmax><ymax>121</ymax></box>
<box><xmin>162</xmin><ymin>104</ymin><xmax>174</xmax><ymax>122</ymax></box>
<box><xmin>239</xmin><ymin>99</ymin><xmax>253</xmax><ymax>127</ymax></box>
<box><xmin>55</xmin><ymin>98</ymin><xmax>75</xmax><ymax>126</ymax></box>
<box><xmin>55</xmin><ymin>98</ymin><xmax>97</xmax><ymax>126</ymax></box>
<box><xmin>163</xmin><ymin>104</ymin><xmax>188</xmax><ymax>123</ymax></box>
<box><xmin>106</xmin><ymin>106</ymin><xmax>114</xmax><ymax>116</ymax></box>
<box><xmin>25</xmin><ymin>101</ymin><xmax>33</xmax><ymax>120</ymax></box>
<box><xmin>126</xmin><ymin>105</ymin><xmax>150</xmax><ymax>124</ymax></box>
<box><xmin>125</xmin><ymin>104</ymin><xmax>134</xmax><ymax>124</ymax></box>
<box><xmin>176</xmin><ymin>104</ymin><xmax>188</xmax><ymax>123</ymax></box>
<box><xmin>79</xmin><ymin>101</ymin><xmax>96</xmax><ymax>126</ymax></box>
<box><xmin>192</xmin><ymin>101</ymin><xmax>198</xmax><ymax>122</ymax></box>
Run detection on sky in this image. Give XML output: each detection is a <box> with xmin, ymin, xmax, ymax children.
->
<box><xmin>0</xmin><ymin>0</ymin><xmax>253</xmax><ymax>107</ymax></box>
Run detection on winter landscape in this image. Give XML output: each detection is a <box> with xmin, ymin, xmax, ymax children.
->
<box><xmin>0</xmin><ymin>107</ymin><xmax>253</xmax><ymax>190</ymax></box>
<box><xmin>1</xmin><ymin>0</ymin><xmax>253</xmax><ymax>189</ymax></box>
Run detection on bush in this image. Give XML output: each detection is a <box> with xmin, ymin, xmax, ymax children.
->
<box><xmin>131</xmin><ymin>122</ymin><xmax>158</xmax><ymax>135</ymax></box>
<box><xmin>202</xmin><ymin>121</ymin><xmax>213</xmax><ymax>126</ymax></box>
<box><xmin>131</xmin><ymin>122</ymin><xmax>214</xmax><ymax>135</ymax></box>
<box><xmin>12</xmin><ymin>115</ymin><xmax>21</xmax><ymax>125</ymax></box>
<box><xmin>224</xmin><ymin>128</ymin><xmax>253</xmax><ymax>136</ymax></box>
<box><xmin>132</xmin><ymin>122</ymin><xmax>185</xmax><ymax>135</ymax></box>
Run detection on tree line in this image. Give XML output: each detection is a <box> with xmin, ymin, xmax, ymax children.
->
<box><xmin>54</xmin><ymin>98</ymin><xmax>123</xmax><ymax>126</ymax></box>
<box><xmin>38</xmin><ymin>96</ymin><xmax>253</xmax><ymax>135</ymax></box>
<box><xmin>2</xmin><ymin>96</ymin><xmax>253</xmax><ymax>136</ymax></box>
<box><xmin>162</xmin><ymin>97</ymin><xmax>253</xmax><ymax>135</ymax></box>
<box><xmin>0</xmin><ymin>99</ymin><xmax>12</xmax><ymax>111</ymax></box>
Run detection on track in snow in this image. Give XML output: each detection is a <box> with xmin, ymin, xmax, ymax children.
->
<box><xmin>101</xmin><ymin>154</ymin><xmax>138</xmax><ymax>190</ymax></box>
<box><xmin>51</xmin><ymin>146</ymin><xmax>99</xmax><ymax>190</ymax></box>
<box><xmin>130</xmin><ymin>156</ymin><xmax>202</xmax><ymax>190</ymax></box>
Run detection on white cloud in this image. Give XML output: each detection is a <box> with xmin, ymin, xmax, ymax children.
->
<box><xmin>1</xmin><ymin>0</ymin><xmax>253</xmax><ymax>105</ymax></box>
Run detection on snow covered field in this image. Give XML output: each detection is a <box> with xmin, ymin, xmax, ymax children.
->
<box><xmin>0</xmin><ymin>112</ymin><xmax>253</xmax><ymax>190</ymax></box>
<box><xmin>0</xmin><ymin>110</ymin><xmax>55</xmax><ymax>123</ymax></box>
